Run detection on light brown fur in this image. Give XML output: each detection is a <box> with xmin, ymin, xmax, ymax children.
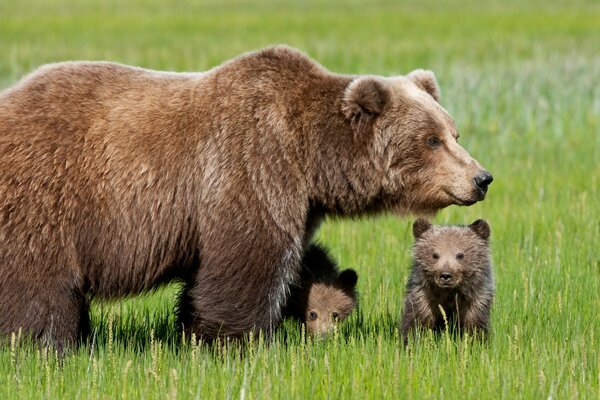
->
<box><xmin>304</xmin><ymin>282</ymin><xmax>357</xmax><ymax>337</ymax></box>
<box><xmin>0</xmin><ymin>46</ymin><xmax>491</xmax><ymax>348</ymax></box>
<box><xmin>282</xmin><ymin>243</ymin><xmax>357</xmax><ymax>337</ymax></box>
<box><xmin>400</xmin><ymin>219</ymin><xmax>495</xmax><ymax>342</ymax></box>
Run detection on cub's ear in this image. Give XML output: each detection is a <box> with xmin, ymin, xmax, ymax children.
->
<box><xmin>469</xmin><ymin>219</ymin><xmax>490</xmax><ymax>240</ymax></box>
<box><xmin>407</xmin><ymin>69</ymin><xmax>440</xmax><ymax>102</ymax></box>
<box><xmin>413</xmin><ymin>218</ymin><xmax>432</xmax><ymax>239</ymax></box>
<box><xmin>342</xmin><ymin>77</ymin><xmax>388</xmax><ymax>131</ymax></box>
<box><xmin>338</xmin><ymin>269</ymin><xmax>358</xmax><ymax>290</ymax></box>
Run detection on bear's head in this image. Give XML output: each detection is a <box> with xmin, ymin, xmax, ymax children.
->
<box><xmin>304</xmin><ymin>269</ymin><xmax>358</xmax><ymax>337</ymax></box>
<box><xmin>411</xmin><ymin>218</ymin><xmax>491</xmax><ymax>289</ymax></box>
<box><xmin>341</xmin><ymin>70</ymin><xmax>492</xmax><ymax>217</ymax></box>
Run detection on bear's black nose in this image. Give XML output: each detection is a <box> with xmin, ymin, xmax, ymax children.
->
<box><xmin>473</xmin><ymin>171</ymin><xmax>493</xmax><ymax>194</ymax></box>
<box><xmin>440</xmin><ymin>272</ymin><xmax>452</xmax><ymax>281</ymax></box>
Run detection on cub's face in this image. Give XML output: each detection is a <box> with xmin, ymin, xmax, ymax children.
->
<box><xmin>304</xmin><ymin>269</ymin><xmax>358</xmax><ymax>337</ymax></box>
<box><xmin>342</xmin><ymin>71</ymin><xmax>492</xmax><ymax>216</ymax></box>
<box><xmin>412</xmin><ymin>219</ymin><xmax>491</xmax><ymax>289</ymax></box>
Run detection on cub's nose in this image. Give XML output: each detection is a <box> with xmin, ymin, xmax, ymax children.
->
<box><xmin>440</xmin><ymin>272</ymin><xmax>452</xmax><ymax>282</ymax></box>
<box><xmin>473</xmin><ymin>171</ymin><xmax>493</xmax><ymax>194</ymax></box>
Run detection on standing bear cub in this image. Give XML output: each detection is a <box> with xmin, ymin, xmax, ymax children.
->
<box><xmin>283</xmin><ymin>243</ymin><xmax>358</xmax><ymax>337</ymax></box>
<box><xmin>400</xmin><ymin>219</ymin><xmax>495</xmax><ymax>342</ymax></box>
<box><xmin>0</xmin><ymin>45</ymin><xmax>492</xmax><ymax>349</ymax></box>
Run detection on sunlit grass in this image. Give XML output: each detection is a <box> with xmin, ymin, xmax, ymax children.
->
<box><xmin>0</xmin><ymin>0</ymin><xmax>599</xmax><ymax>398</ymax></box>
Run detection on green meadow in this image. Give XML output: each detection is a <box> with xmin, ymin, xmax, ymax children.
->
<box><xmin>0</xmin><ymin>0</ymin><xmax>598</xmax><ymax>398</ymax></box>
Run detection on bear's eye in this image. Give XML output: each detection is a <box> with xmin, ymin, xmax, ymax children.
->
<box><xmin>432</xmin><ymin>252</ymin><xmax>440</xmax><ymax>260</ymax></box>
<box><xmin>309</xmin><ymin>311</ymin><xmax>318</xmax><ymax>321</ymax></box>
<box><xmin>332</xmin><ymin>312</ymin><xmax>339</xmax><ymax>320</ymax></box>
<box><xmin>427</xmin><ymin>136</ymin><xmax>441</xmax><ymax>148</ymax></box>
<box><xmin>456</xmin><ymin>252</ymin><xmax>464</xmax><ymax>260</ymax></box>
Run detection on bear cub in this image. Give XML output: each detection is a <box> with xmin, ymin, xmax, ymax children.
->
<box><xmin>283</xmin><ymin>243</ymin><xmax>358</xmax><ymax>337</ymax></box>
<box><xmin>400</xmin><ymin>219</ymin><xmax>494</xmax><ymax>342</ymax></box>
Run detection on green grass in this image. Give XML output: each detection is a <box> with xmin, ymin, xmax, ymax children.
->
<box><xmin>1</xmin><ymin>0</ymin><xmax>599</xmax><ymax>398</ymax></box>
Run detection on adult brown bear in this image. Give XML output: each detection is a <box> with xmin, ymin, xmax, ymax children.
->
<box><xmin>0</xmin><ymin>46</ymin><xmax>492</xmax><ymax>349</ymax></box>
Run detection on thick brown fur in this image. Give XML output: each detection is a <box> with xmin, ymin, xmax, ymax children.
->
<box><xmin>282</xmin><ymin>243</ymin><xmax>358</xmax><ymax>337</ymax></box>
<box><xmin>0</xmin><ymin>45</ymin><xmax>491</xmax><ymax>349</ymax></box>
<box><xmin>400</xmin><ymin>219</ymin><xmax>495</xmax><ymax>343</ymax></box>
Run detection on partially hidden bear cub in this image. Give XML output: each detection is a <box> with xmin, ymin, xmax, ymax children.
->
<box><xmin>283</xmin><ymin>243</ymin><xmax>358</xmax><ymax>337</ymax></box>
<box><xmin>400</xmin><ymin>219</ymin><xmax>494</xmax><ymax>342</ymax></box>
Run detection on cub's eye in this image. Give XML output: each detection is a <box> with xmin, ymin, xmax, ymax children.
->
<box><xmin>332</xmin><ymin>312</ymin><xmax>339</xmax><ymax>320</ymax></box>
<box><xmin>432</xmin><ymin>252</ymin><xmax>440</xmax><ymax>260</ymax></box>
<box><xmin>309</xmin><ymin>311</ymin><xmax>318</xmax><ymax>321</ymax></box>
<box><xmin>456</xmin><ymin>253</ymin><xmax>464</xmax><ymax>260</ymax></box>
<box><xmin>427</xmin><ymin>136</ymin><xmax>441</xmax><ymax>148</ymax></box>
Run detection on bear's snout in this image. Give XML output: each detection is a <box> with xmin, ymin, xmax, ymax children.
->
<box><xmin>434</xmin><ymin>265</ymin><xmax>462</xmax><ymax>288</ymax></box>
<box><xmin>473</xmin><ymin>170</ymin><xmax>493</xmax><ymax>199</ymax></box>
<box><xmin>439</xmin><ymin>272</ymin><xmax>452</xmax><ymax>282</ymax></box>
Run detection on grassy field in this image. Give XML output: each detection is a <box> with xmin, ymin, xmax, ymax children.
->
<box><xmin>0</xmin><ymin>0</ymin><xmax>599</xmax><ymax>398</ymax></box>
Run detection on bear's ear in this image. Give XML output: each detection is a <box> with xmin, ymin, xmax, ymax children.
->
<box><xmin>413</xmin><ymin>218</ymin><xmax>432</xmax><ymax>239</ymax></box>
<box><xmin>407</xmin><ymin>69</ymin><xmax>440</xmax><ymax>102</ymax></box>
<box><xmin>469</xmin><ymin>219</ymin><xmax>490</xmax><ymax>240</ymax></box>
<box><xmin>342</xmin><ymin>77</ymin><xmax>388</xmax><ymax>131</ymax></box>
<box><xmin>338</xmin><ymin>269</ymin><xmax>358</xmax><ymax>290</ymax></box>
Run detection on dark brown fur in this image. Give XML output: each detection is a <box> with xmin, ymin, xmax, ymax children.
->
<box><xmin>283</xmin><ymin>243</ymin><xmax>357</xmax><ymax>336</ymax></box>
<box><xmin>400</xmin><ymin>219</ymin><xmax>495</xmax><ymax>342</ymax></box>
<box><xmin>0</xmin><ymin>46</ymin><xmax>491</xmax><ymax>349</ymax></box>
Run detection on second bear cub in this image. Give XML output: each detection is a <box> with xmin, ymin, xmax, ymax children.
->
<box><xmin>400</xmin><ymin>219</ymin><xmax>494</xmax><ymax>341</ymax></box>
<box><xmin>284</xmin><ymin>243</ymin><xmax>358</xmax><ymax>337</ymax></box>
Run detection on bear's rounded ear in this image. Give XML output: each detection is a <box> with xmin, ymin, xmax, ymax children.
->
<box><xmin>407</xmin><ymin>69</ymin><xmax>440</xmax><ymax>102</ymax></box>
<box><xmin>469</xmin><ymin>219</ymin><xmax>490</xmax><ymax>240</ymax></box>
<box><xmin>338</xmin><ymin>269</ymin><xmax>358</xmax><ymax>290</ymax></box>
<box><xmin>342</xmin><ymin>77</ymin><xmax>388</xmax><ymax>131</ymax></box>
<box><xmin>413</xmin><ymin>218</ymin><xmax>432</xmax><ymax>239</ymax></box>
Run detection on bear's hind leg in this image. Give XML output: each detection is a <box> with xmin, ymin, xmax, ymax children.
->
<box><xmin>0</xmin><ymin>278</ymin><xmax>88</xmax><ymax>352</ymax></box>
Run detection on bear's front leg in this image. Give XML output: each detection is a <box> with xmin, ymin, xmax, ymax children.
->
<box><xmin>179</xmin><ymin>230</ymin><xmax>304</xmax><ymax>340</ymax></box>
<box><xmin>461</xmin><ymin>297</ymin><xmax>493</xmax><ymax>338</ymax></box>
<box><xmin>400</xmin><ymin>287</ymin><xmax>435</xmax><ymax>344</ymax></box>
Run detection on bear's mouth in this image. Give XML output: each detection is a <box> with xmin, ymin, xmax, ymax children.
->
<box><xmin>434</xmin><ymin>279</ymin><xmax>460</xmax><ymax>289</ymax></box>
<box><xmin>475</xmin><ymin>186</ymin><xmax>488</xmax><ymax>201</ymax></box>
<box><xmin>443</xmin><ymin>190</ymin><xmax>477</xmax><ymax>206</ymax></box>
<box><xmin>436</xmin><ymin>281</ymin><xmax>458</xmax><ymax>288</ymax></box>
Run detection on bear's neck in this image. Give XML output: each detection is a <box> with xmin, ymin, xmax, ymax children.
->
<box><xmin>300</xmin><ymin>74</ymin><xmax>386</xmax><ymax>217</ymax></box>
